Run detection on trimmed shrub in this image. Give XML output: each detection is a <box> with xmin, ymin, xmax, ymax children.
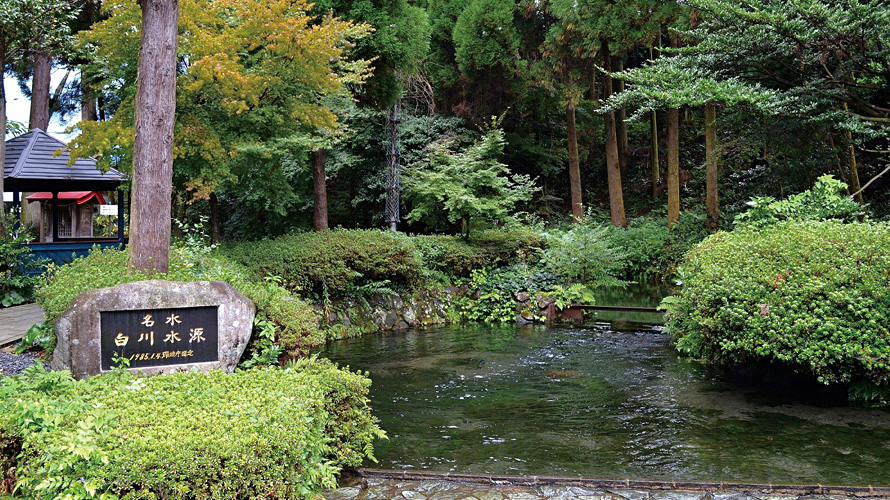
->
<box><xmin>0</xmin><ymin>359</ymin><xmax>383</xmax><ymax>499</ymax></box>
<box><xmin>221</xmin><ymin>229</ymin><xmax>424</xmax><ymax>297</ymax></box>
<box><xmin>37</xmin><ymin>247</ymin><xmax>322</xmax><ymax>360</ymax></box>
<box><xmin>663</xmin><ymin>221</ymin><xmax>890</xmax><ymax>401</ymax></box>
<box><xmin>415</xmin><ymin>228</ymin><xmax>543</xmax><ymax>278</ymax></box>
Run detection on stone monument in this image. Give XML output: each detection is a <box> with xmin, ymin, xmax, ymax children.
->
<box><xmin>51</xmin><ymin>280</ymin><xmax>255</xmax><ymax>379</ymax></box>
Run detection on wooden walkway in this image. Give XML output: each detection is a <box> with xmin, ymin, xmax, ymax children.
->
<box><xmin>0</xmin><ymin>303</ymin><xmax>45</xmax><ymax>347</ymax></box>
<box><xmin>548</xmin><ymin>303</ymin><xmax>662</xmax><ymax>322</ymax></box>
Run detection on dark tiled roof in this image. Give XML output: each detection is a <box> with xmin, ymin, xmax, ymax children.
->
<box><xmin>4</xmin><ymin>129</ymin><xmax>124</xmax><ymax>191</ymax></box>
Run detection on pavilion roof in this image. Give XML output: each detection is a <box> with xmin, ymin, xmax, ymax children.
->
<box><xmin>3</xmin><ymin>129</ymin><xmax>124</xmax><ymax>192</ymax></box>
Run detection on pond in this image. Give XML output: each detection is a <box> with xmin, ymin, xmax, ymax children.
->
<box><xmin>322</xmin><ymin>308</ymin><xmax>890</xmax><ymax>486</ymax></box>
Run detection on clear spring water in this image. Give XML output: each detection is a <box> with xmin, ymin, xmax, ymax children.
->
<box><xmin>321</xmin><ymin>291</ymin><xmax>890</xmax><ymax>486</ymax></box>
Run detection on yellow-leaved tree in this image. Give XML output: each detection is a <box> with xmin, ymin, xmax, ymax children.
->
<box><xmin>70</xmin><ymin>0</ymin><xmax>372</xmax><ymax>242</ymax></box>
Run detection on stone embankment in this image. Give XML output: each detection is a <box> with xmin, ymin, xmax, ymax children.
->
<box><xmin>319</xmin><ymin>288</ymin><xmax>558</xmax><ymax>336</ymax></box>
<box><xmin>324</xmin><ymin>475</ymin><xmax>889</xmax><ymax>500</ymax></box>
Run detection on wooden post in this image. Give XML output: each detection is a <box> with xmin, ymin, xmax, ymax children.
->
<box><xmin>117</xmin><ymin>189</ymin><xmax>126</xmax><ymax>245</ymax></box>
<box><xmin>11</xmin><ymin>190</ymin><xmax>19</xmax><ymax>231</ymax></box>
<box><xmin>52</xmin><ymin>191</ymin><xmax>59</xmax><ymax>242</ymax></box>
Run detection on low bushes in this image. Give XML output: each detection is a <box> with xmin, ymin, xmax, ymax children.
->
<box><xmin>415</xmin><ymin>228</ymin><xmax>543</xmax><ymax>279</ymax></box>
<box><xmin>0</xmin><ymin>359</ymin><xmax>383</xmax><ymax>499</ymax></box>
<box><xmin>224</xmin><ymin>228</ymin><xmax>543</xmax><ymax>294</ymax></box>
<box><xmin>221</xmin><ymin>229</ymin><xmax>424</xmax><ymax>297</ymax></box>
<box><xmin>663</xmin><ymin>221</ymin><xmax>890</xmax><ymax>401</ymax></box>
<box><xmin>37</xmin><ymin>247</ymin><xmax>322</xmax><ymax>361</ymax></box>
<box><xmin>608</xmin><ymin>212</ymin><xmax>710</xmax><ymax>281</ymax></box>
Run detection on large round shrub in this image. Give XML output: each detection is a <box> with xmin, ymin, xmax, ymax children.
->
<box><xmin>665</xmin><ymin>221</ymin><xmax>890</xmax><ymax>398</ymax></box>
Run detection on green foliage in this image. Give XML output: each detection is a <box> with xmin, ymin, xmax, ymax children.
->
<box><xmin>238</xmin><ymin>317</ymin><xmax>284</xmax><ymax>370</ymax></box>
<box><xmin>37</xmin><ymin>247</ymin><xmax>322</xmax><ymax>361</ymax></box>
<box><xmin>13</xmin><ymin>322</ymin><xmax>53</xmax><ymax>354</ymax></box>
<box><xmin>734</xmin><ymin>175</ymin><xmax>864</xmax><ymax>228</ymax></box>
<box><xmin>663</xmin><ymin>221</ymin><xmax>890</xmax><ymax>402</ymax></box>
<box><xmin>452</xmin><ymin>0</ymin><xmax>519</xmax><ymax>74</ymax></box>
<box><xmin>453</xmin><ymin>264</ymin><xmax>560</xmax><ymax>323</ymax></box>
<box><xmin>0</xmin><ymin>360</ymin><xmax>383</xmax><ymax>499</ymax></box>
<box><xmin>414</xmin><ymin>228</ymin><xmax>543</xmax><ymax>280</ymax></box>
<box><xmin>5</xmin><ymin>121</ymin><xmax>26</xmax><ymax>137</ymax></box>
<box><xmin>541</xmin><ymin>223</ymin><xmax>627</xmax><ymax>288</ymax></box>
<box><xmin>610</xmin><ymin>0</ymin><xmax>890</xmax><ymax>141</ymax></box>
<box><xmin>545</xmin><ymin>283</ymin><xmax>596</xmax><ymax>311</ymax></box>
<box><xmin>403</xmin><ymin>127</ymin><xmax>537</xmax><ymax>238</ymax></box>
<box><xmin>0</xmin><ymin>214</ymin><xmax>45</xmax><ymax>307</ymax></box>
<box><xmin>608</xmin><ymin>212</ymin><xmax>711</xmax><ymax>281</ymax></box>
<box><xmin>222</xmin><ymin>229</ymin><xmax>424</xmax><ymax>299</ymax></box>
<box><xmin>310</xmin><ymin>0</ymin><xmax>430</xmax><ymax>108</ymax></box>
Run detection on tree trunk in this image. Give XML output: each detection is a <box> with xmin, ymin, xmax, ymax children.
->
<box><xmin>601</xmin><ymin>42</ymin><xmax>627</xmax><ymax>228</ymax></box>
<box><xmin>612</xmin><ymin>56</ymin><xmax>628</xmax><ymax>175</ymax></box>
<box><xmin>705</xmin><ymin>104</ymin><xmax>719</xmax><ymax>231</ymax></box>
<box><xmin>129</xmin><ymin>0</ymin><xmax>179</xmax><ymax>275</ymax></box>
<box><xmin>667</xmin><ymin>107</ymin><xmax>680</xmax><ymax>228</ymax></box>
<box><xmin>566</xmin><ymin>102</ymin><xmax>583</xmax><ymax>222</ymax></box>
<box><xmin>650</xmin><ymin>111</ymin><xmax>659</xmax><ymax>200</ymax></box>
<box><xmin>312</xmin><ymin>148</ymin><xmax>328</xmax><ymax>231</ymax></box>
<box><xmin>649</xmin><ymin>43</ymin><xmax>660</xmax><ymax>200</ymax></box>
<box><xmin>845</xmin><ymin>137</ymin><xmax>863</xmax><ymax>205</ymax></box>
<box><xmin>209</xmin><ymin>191</ymin><xmax>221</xmax><ymax>244</ymax></box>
<box><xmin>81</xmin><ymin>76</ymin><xmax>98</xmax><ymax>122</ymax></box>
<box><xmin>0</xmin><ymin>38</ymin><xmax>6</xmax><ymax>238</ymax></box>
<box><xmin>29</xmin><ymin>51</ymin><xmax>52</xmax><ymax>131</ymax></box>
<box><xmin>79</xmin><ymin>1</ymin><xmax>100</xmax><ymax>123</ymax></box>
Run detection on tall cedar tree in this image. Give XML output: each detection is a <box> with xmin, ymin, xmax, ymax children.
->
<box><xmin>548</xmin><ymin>0</ymin><xmax>680</xmax><ymax>227</ymax></box>
<box><xmin>0</xmin><ymin>0</ymin><xmax>75</xmax><ymax>235</ymax></box>
<box><xmin>609</xmin><ymin>0</ymin><xmax>890</xmax><ymax>209</ymax></box>
<box><xmin>129</xmin><ymin>0</ymin><xmax>179</xmax><ymax>274</ymax></box>
<box><xmin>309</xmin><ymin>0</ymin><xmax>429</xmax><ymax>231</ymax></box>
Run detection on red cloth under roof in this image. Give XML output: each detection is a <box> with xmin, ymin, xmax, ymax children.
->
<box><xmin>25</xmin><ymin>191</ymin><xmax>107</xmax><ymax>205</ymax></box>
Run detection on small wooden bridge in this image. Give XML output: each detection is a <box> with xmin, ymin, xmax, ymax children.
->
<box><xmin>547</xmin><ymin>303</ymin><xmax>662</xmax><ymax>322</ymax></box>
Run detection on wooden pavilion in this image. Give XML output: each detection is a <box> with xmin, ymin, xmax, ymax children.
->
<box><xmin>3</xmin><ymin>129</ymin><xmax>126</xmax><ymax>271</ymax></box>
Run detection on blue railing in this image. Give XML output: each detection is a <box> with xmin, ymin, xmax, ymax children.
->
<box><xmin>21</xmin><ymin>241</ymin><xmax>125</xmax><ymax>275</ymax></box>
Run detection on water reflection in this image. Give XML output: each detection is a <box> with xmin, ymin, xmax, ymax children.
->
<box><xmin>323</xmin><ymin>321</ymin><xmax>890</xmax><ymax>485</ymax></box>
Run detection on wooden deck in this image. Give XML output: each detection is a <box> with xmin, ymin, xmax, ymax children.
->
<box><xmin>0</xmin><ymin>303</ymin><xmax>45</xmax><ymax>347</ymax></box>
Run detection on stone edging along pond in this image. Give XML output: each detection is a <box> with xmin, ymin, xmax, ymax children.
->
<box><xmin>353</xmin><ymin>469</ymin><xmax>890</xmax><ymax>498</ymax></box>
<box><xmin>318</xmin><ymin>287</ymin><xmax>562</xmax><ymax>335</ymax></box>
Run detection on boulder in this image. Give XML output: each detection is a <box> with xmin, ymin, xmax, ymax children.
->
<box><xmin>52</xmin><ymin>280</ymin><xmax>254</xmax><ymax>379</ymax></box>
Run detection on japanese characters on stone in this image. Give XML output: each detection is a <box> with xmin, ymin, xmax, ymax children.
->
<box><xmin>100</xmin><ymin>306</ymin><xmax>219</xmax><ymax>370</ymax></box>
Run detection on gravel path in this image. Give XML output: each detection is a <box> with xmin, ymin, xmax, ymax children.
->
<box><xmin>0</xmin><ymin>350</ymin><xmax>37</xmax><ymax>377</ymax></box>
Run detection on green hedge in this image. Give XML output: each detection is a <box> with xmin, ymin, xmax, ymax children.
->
<box><xmin>414</xmin><ymin>228</ymin><xmax>543</xmax><ymax>278</ymax></box>
<box><xmin>37</xmin><ymin>248</ymin><xmax>323</xmax><ymax>360</ymax></box>
<box><xmin>0</xmin><ymin>359</ymin><xmax>383</xmax><ymax>499</ymax></box>
<box><xmin>221</xmin><ymin>229</ymin><xmax>424</xmax><ymax>297</ymax></box>
<box><xmin>664</xmin><ymin>221</ymin><xmax>890</xmax><ymax>400</ymax></box>
<box><xmin>223</xmin><ymin>228</ymin><xmax>543</xmax><ymax>295</ymax></box>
